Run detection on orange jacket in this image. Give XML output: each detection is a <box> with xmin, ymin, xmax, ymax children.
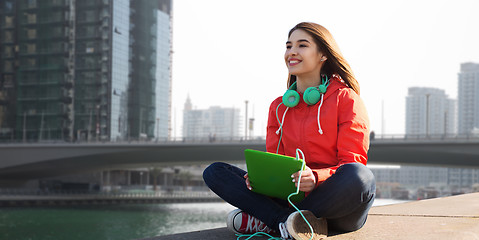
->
<box><xmin>266</xmin><ymin>76</ymin><xmax>370</xmax><ymax>188</ymax></box>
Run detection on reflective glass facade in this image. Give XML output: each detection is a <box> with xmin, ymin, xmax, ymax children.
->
<box><xmin>110</xmin><ymin>0</ymin><xmax>130</xmax><ymax>141</ymax></box>
<box><xmin>0</xmin><ymin>0</ymin><xmax>172</xmax><ymax>142</ymax></box>
<box><xmin>155</xmin><ymin>9</ymin><xmax>171</xmax><ymax>140</ymax></box>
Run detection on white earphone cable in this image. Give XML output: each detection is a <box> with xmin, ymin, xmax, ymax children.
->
<box><xmin>316</xmin><ymin>94</ymin><xmax>324</xmax><ymax>135</ymax></box>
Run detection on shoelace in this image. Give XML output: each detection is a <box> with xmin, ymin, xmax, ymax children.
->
<box><xmin>279</xmin><ymin>222</ymin><xmax>291</xmax><ymax>239</ymax></box>
<box><xmin>244</xmin><ymin>214</ymin><xmax>272</xmax><ymax>233</ymax></box>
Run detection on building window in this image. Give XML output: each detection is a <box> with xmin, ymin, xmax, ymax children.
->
<box><xmin>27</xmin><ymin>58</ymin><xmax>36</xmax><ymax>68</ymax></box>
<box><xmin>27</xmin><ymin>0</ymin><xmax>37</xmax><ymax>8</ymax></box>
<box><xmin>4</xmin><ymin>31</ymin><xmax>13</xmax><ymax>42</ymax></box>
<box><xmin>26</xmin><ymin>44</ymin><xmax>36</xmax><ymax>54</ymax></box>
<box><xmin>3</xmin><ymin>61</ymin><xmax>13</xmax><ymax>72</ymax></box>
<box><xmin>3</xmin><ymin>46</ymin><xmax>13</xmax><ymax>58</ymax></box>
<box><xmin>27</xmin><ymin>29</ymin><xmax>37</xmax><ymax>39</ymax></box>
<box><xmin>27</xmin><ymin>13</ymin><xmax>37</xmax><ymax>24</ymax></box>
<box><xmin>4</xmin><ymin>16</ymin><xmax>14</xmax><ymax>27</ymax></box>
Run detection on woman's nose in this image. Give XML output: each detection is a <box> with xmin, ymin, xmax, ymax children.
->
<box><xmin>288</xmin><ymin>48</ymin><xmax>297</xmax><ymax>56</ymax></box>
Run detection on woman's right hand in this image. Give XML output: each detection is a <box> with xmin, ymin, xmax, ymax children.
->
<box><xmin>244</xmin><ymin>173</ymin><xmax>252</xmax><ymax>190</ymax></box>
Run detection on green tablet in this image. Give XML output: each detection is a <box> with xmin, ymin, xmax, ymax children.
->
<box><xmin>244</xmin><ymin>149</ymin><xmax>305</xmax><ymax>202</ymax></box>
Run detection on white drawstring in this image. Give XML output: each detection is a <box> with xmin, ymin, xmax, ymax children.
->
<box><xmin>316</xmin><ymin>94</ymin><xmax>325</xmax><ymax>134</ymax></box>
<box><xmin>276</xmin><ymin>96</ymin><xmax>325</xmax><ymax>136</ymax></box>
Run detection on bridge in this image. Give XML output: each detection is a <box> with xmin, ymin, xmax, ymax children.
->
<box><xmin>1</xmin><ymin>136</ymin><xmax>479</xmax><ymax>180</ymax></box>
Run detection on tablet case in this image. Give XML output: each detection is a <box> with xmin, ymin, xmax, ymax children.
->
<box><xmin>244</xmin><ymin>149</ymin><xmax>305</xmax><ymax>202</ymax></box>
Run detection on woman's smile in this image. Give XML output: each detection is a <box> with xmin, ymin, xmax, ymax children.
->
<box><xmin>288</xmin><ymin>58</ymin><xmax>302</xmax><ymax>66</ymax></box>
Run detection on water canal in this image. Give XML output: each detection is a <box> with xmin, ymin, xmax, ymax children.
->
<box><xmin>0</xmin><ymin>199</ymin><xmax>408</xmax><ymax>240</ymax></box>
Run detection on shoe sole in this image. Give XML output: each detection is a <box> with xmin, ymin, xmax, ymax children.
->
<box><xmin>226</xmin><ymin>209</ymin><xmax>243</xmax><ymax>234</ymax></box>
<box><xmin>286</xmin><ymin>210</ymin><xmax>328</xmax><ymax>240</ymax></box>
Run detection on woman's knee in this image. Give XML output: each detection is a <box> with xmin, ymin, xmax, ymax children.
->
<box><xmin>337</xmin><ymin>163</ymin><xmax>376</xmax><ymax>197</ymax></box>
<box><xmin>202</xmin><ymin>162</ymin><xmax>225</xmax><ymax>183</ymax></box>
<box><xmin>340</xmin><ymin>163</ymin><xmax>375</xmax><ymax>183</ymax></box>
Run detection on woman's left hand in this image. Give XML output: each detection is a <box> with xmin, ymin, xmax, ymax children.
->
<box><xmin>291</xmin><ymin>166</ymin><xmax>317</xmax><ymax>192</ymax></box>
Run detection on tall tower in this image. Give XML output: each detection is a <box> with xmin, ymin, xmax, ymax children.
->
<box><xmin>458</xmin><ymin>62</ymin><xmax>479</xmax><ymax>135</ymax></box>
<box><xmin>184</xmin><ymin>94</ymin><xmax>192</xmax><ymax>111</ymax></box>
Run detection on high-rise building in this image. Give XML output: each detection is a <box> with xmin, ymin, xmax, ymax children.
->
<box><xmin>405</xmin><ymin>87</ymin><xmax>456</xmax><ymax>137</ymax></box>
<box><xmin>0</xmin><ymin>0</ymin><xmax>172</xmax><ymax>142</ymax></box>
<box><xmin>182</xmin><ymin>96</ymin><xmax>241</xmax><ymax>141</ymax></box>
<box><xmin>458</xmin><ymin>62</ymin><xmax>479</xmax><ymax>135</ymax></box>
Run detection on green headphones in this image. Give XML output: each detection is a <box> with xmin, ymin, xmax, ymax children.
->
<box><xmin>282</xmin><ymin>75</ymin><xmax>330</xmax><ymax>107</ymax></box>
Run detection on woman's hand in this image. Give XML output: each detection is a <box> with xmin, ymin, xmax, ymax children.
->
<box><xmin>291</xmin><ymin>166</ymin><xmax>317</xmax><ymax>192</ymax></box>
<box><xmin>244</xmin><ymin>173</ymin><xmax>252</xmax><ymax>190</ymax></box>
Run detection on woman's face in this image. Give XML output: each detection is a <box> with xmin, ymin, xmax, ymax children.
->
<box><xmin>284</xmin><ymin>29</ymin><xmax>325</xmax><ymax>79</ymax></box>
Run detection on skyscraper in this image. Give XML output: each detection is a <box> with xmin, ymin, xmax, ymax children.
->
<box><xmin>0</xmin><ymin>0</ymin><xmax>172</xmax><ymax>142</ymax></box>
<box><xmin>182</xmin><ymin>96</ymin><xmax>241</xmax><ymax>141</ymax></box>
<box><xmin>458</xmin><ymin>62</ymin><xmax>479</xmax><ymax>135</ymax></box>
<box><xmin>405</xmin><ymin>87</ymin><xmax>456</xmax><ymax>137</ymax></box>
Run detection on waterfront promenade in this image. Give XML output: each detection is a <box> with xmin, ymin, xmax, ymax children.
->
<box><xmin>0</xmin><ymin>191</ymin><xmax>222</xmax><ymax>207</ymax></box>
<box><xmin>147</xmin><ymin>192</ymin><xmax>479</xmax><ymax>240</ymax></box>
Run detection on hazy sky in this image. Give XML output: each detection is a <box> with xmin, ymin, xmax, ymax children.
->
<box><xmin>171</xmin><ymin>0</ymin><xmax>479</xmax><ymax>138</ymax></box>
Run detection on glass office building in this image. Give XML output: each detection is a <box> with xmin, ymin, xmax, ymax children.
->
<box><xmin>0</xmin><ymin>0</ymin><xmax>172</xmax><ymax>142</ymax></box>
<box><xmin>458</xmin><ymin>62</ymin><xmax>479</xmax><ymax>135</ymax></box>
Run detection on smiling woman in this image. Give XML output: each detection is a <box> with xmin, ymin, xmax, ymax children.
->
<box><xmin>203</xmin><ymin>22</ymin><xmax>375</xmax><ymax>240</ymax></box>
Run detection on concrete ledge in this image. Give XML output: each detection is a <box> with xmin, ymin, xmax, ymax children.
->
<box><xmin>143</xmin><ymin>192</ymin><xmax>479</xmax><ymax>240</ymax></box>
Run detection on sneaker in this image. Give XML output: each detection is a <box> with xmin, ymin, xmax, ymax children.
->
<box><xmin>284</xmin><ymin>210</ymin><xmax>327</xmax><ymax>240</ymax></box>
<box><xmin>226</xmin><ymin>209</ymin><xmax>275</xmax><ymax>234</ymax></box>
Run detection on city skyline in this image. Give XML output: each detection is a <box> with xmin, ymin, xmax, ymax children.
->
<box><xmin>171</xmin><ymin>0</ymin><xmax>479</xmax><ymax>138</ymax></box>
<box><xmin>182</xmin><ymin>95</ymin><xmax>241</xmax><ymax>140</ymax></box>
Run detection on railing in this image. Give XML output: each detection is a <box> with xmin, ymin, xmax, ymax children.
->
<box><xmin>0</xmin><ymin>136</ymin><xmax>267</xmax><ymax>145</ymax></box>
<box><xmin>0</xmin><ymin>189</ymin><xmax>219</xmax><ymax>200</ymax></box>
<box><xmin>371</xmin><ymin>133</ymin><xmax>479</xmax><ymax>143</ymax></box>
<box><xmin>0</xmin><ymin>189</ymin><xmax>222</xmax><ymax>207</ymax></box>
<box><xmin>1</xmin><ymin>133</ymin><xmax>479</xmax><ymax>145</ymax></box>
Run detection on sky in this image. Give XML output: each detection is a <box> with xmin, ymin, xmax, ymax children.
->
<box><xmin>170</xmin><ymin>0</ymin><xmax>479</xmax><ymax>138</ymax></box>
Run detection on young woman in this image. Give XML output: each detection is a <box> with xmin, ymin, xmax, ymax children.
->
<box><xmin>203</xmin><ymin>22</ymin><xmax>376</xmax><ymax>240</ymax></box>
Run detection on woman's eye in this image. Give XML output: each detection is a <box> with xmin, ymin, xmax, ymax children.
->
<box><xmin>299</xmin><ymin>44</ymin><xmax>307</xmax><ymax>48</ymax></box>
<box><xmin>286</xmin><ymin>45</ymin><xmax>292</xmax><ymax>49</ymax></box>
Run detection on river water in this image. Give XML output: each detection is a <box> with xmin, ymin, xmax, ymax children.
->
<box><xmin>0</xmin><ymin>199</ymin><xmax>408</xmax><ymax>240</ymax></box>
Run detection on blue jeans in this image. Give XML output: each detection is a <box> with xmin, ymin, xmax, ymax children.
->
<box><xmin>203</xmin><ymin>162</ymin><xmax>376</xmax><ymax>233</ymax></box>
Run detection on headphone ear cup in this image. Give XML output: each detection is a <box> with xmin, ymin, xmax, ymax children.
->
<box><xmin>303</xmin><ymin>87</ymin><xmax>321</xmax><ymax>105</ymax></box>
<box><xmin>282</xmin><ymin>90</ymin><xmax>300</xmax><ymax>107</ymax></box>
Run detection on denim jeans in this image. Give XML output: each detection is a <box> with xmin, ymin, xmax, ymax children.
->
<box><xmin>203</xmin><ymin>162</ymin><xmax>376</xmax><ymax>233</ymax></box>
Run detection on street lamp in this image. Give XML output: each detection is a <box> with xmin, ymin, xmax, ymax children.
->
<box><xmin>156</xmin><ymin>118</ymin><xmax>160</xmax><ymax>141</ymax></box>
<box><xmin>425</xmin><ymin>94</ymin><xmax>430</xmax><ymax>138</ymax></box>
<box><xmin>245</xmin><ymin>100</ymin><xmax>248</xmax><ymax>140</ymax></box>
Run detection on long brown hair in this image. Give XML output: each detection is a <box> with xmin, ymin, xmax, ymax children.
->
<box><xmin>287</xmin><ymin>22</ymin><xmax>360</xmax><ymax>95</ymax></box>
